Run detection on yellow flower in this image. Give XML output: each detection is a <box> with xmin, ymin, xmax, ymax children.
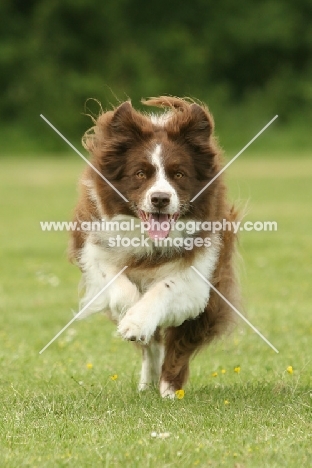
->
<box><xmin>212</xmin><ymin>372</ymin><xmax>218</xmax><ymax>377</ymax></box>
<box><xmin>175</xmin><ymin>389</ymin><xmax>185</xmax><ymax>399</ymax></box>
<box><xmin>221</xmin><ymin>369</ymin><xmax>226</xmax><ymax>374</ymax></box>
<box><xmin>224</xmin><ymin>400</ymin><xmax>230</xmax><ymax>405</ymax></box>
<box><xmin>86</xmin><ymin>363</ymin><xmax>93</xmax><ymax>369</ymax></box>
<box><xmin>234</xmin><ymin>366</ymin><xmax>241</xmax><ymax>373</ymax></box>
<box><xmin>287</xmin><ymin>366</ymin><xmax>293</xmax><ymax>374</ymax></box>
<box><xmin>110</xmin><ymin>374</ymin><xmax>118</xmax><ymax>380</ymax></box>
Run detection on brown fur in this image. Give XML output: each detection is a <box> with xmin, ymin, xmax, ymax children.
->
<box><xmin>70</xmin><ymin>96</ymin><xmax>240</xmax><ymax>392</ymax></box>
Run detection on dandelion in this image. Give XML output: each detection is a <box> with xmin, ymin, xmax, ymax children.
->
<box><xmin>224</xmin><ymin>400</ymin><xmax>230</xmax><ymax>405</ymax></box>
<box><xmin>287</xmin><ymin>366</ymin><xmax>293</xmax><ymax>374</ymax></box>
<box><xmin>234</xmin><ymin>366</ymin><xmax>241</xmax><ymax>373</ymax></box>
<box><xmin>110</xmin><ymin>374</ymin><xmax>118</xmax><ymax>380</ymax></box>
<box><xmin>221</xmin><ymin>369</ymin><xmax>226</xmax><ymax>374</ymax></box>
<box><xmin>86</xmin><ymin>363</ymin><xmax>93</xmax><ymax>369</ymax></box>
<box><xmin>175</xmin><ymin>389</ymin><xmax>185</xmax><ymax>399</ymax></box>
<box><xmin>212</xmin><ymin>372</ymin><xmax>218</xmax><ymax>377</ymax></box>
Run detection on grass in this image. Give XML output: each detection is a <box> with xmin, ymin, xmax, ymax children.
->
<box><xmin>0</xmin><ymin>150</ymin><xmax>311</xmax><ymax>467</ymax></box>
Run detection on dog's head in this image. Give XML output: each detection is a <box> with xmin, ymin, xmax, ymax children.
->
<box><xmin>83</xmin><ymin>97</ymin><xmax>224</xmax><ymax>239</ymax></box>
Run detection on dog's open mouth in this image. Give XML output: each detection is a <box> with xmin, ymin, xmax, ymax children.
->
<box><xmin>138</xmin><ymin>210</ymin><xmax>179</xmax><ymax>240</ymax></box>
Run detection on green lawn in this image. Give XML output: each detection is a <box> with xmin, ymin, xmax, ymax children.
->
<box><xmin>0</xmin><ymin>152</ymin><xmax>311</xmax><ymax>467</ymax></box>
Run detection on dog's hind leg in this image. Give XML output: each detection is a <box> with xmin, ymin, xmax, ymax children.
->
<box><xmin>160</xmin><ymin>285</ymin><xmax>236</xmax><ymax>398</ymax></box>
<box><xmin>138</xmin><ymin>328</ymin><xmax>164</xmax><ymax>391</ymax></box>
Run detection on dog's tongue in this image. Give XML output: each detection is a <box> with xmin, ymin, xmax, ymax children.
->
<box><xmin>148</xmin><ymin>213</ymin><xmax>171</xmax><ymax>240</ymax></box>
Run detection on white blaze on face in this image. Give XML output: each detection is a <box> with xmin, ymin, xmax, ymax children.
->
<box><xmin>145</xmin><ymin>144</ymin><xmax>179</xmax><ymax>212</ymax></box>
<box><xmin>138</xmin><ymin>144</ymin><xmax>180</xmax><ymax>240</ymax></box>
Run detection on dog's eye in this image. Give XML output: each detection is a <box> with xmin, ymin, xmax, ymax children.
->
<box><xmin>174</xmin><ymin>172</ymin><xmax>184</xmax><ymax>179</ymax></box>
<box><xmin>136</xmin><ymin>170</ymin><xmax>146</xmax><ymax>179</ymax></box>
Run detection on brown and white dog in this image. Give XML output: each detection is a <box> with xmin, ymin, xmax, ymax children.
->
<box><xmin>69</xmin><ymin>97</ymin><xmax>239</xmax><ymax>397</ymax></box>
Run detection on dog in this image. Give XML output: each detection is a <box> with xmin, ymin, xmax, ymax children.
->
<box><xmin>69</xmin><ymin>96</ymin><xmax>239</xmax><ymax>397</ymax></box>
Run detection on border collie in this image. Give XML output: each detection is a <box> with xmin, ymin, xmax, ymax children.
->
<box><xmin>69</xmin><ymin>97</ymin><xmax>239</xmax><ymax>397</ymax></box>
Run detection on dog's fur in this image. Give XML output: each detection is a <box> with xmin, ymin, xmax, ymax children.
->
<box><xmin>69</xmin><ymin>96</ymin><xmax>239</xmax><ymax>397</ymax></box>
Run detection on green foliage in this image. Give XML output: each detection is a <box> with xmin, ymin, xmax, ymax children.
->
<box><xmin>0</xmin><ymin>0</ymin><xmax>312</xmax><ymax>150</ymax></box>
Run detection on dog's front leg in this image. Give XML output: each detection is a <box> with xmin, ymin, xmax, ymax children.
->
<box><xmin>78</xmin><ymin>270</ymin><xmax>141</xmax><ymax>320</ymax></box>
<box><xmin>138</xmin><ymin>329</ymin><xmax>164</xmax><ymax>391</ymax></box>
<box><xmin>78</xmin><ymin>242</ymin><xmax>141</xmax><ymax>319</ymax></box>
<box><xmin>118</xmin><ymin>261</ymin><xmax>215</xmax><ymax>344</ymax></box>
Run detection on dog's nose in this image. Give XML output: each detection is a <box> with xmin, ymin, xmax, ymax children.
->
<box><xmin>150</xmin><ymin>192</ymin><xmax>171</xmax><ymax>209</ymax></box>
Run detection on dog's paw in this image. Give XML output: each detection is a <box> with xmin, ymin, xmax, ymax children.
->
<box><xmin>159</xmin><ymin>380</ymin><xmax>176</xmax><ymax>399</ymax></box>
<box><xmin>138</xmin><ymin>381</ymin><xmax>151</xmax><ymax>392</ymax></box>
<box><xmin>117</xmin><ymin>310</ymin><xmax>155</xmax><ymax>344</ymax></box>
<box><xmin>117</xmin><ymin>316</ymin><xmax>149</xmax><ymax>344</ymax></box>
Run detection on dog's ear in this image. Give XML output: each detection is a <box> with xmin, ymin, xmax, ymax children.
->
<box><xmin>189</xmin><ymin>103</ymin><xmax>213</xmax><ymax>133</ymax></box>
<box><xmin>110</xmin><ymin>101</ymin><xmax>134</xmax><ymax>130</ymax></box>
<box><xmin>166</xmin><ymin>102</ymin><xmax>219</xmax><ymax>181</ymax></box>
<box><xmin>167</xmin><ymin>103</ymin><xmax>214</xmax><ymax>151</ymax></box>
<box><xmin>183</xmin><ymin>104</ymin><xmax>214</xmax><ymax>149</ymax></box>
<box><xmin>109</xmin><ymin>101</ymin><xmax>152</xmax><ymax>145</ymax></box>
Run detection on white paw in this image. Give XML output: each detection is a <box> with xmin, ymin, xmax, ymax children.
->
<box><xmin>159</xmin><ymin>380</ymin><xmax>176</xmax><ymax>399</ymax></box>
<box><xmin>117</xmin><ymin>316</ymin><xmax>149</xmax><ymax>344</ymax></box>
<box><xmin>117</xmin><ymin>309</ymin><xmax>155</xmax><ymax>344</ymax></box>
<box><xmin>138</xmin><ymin>382</ymin><xmax>151</xmax><ymax>392</ymax></box>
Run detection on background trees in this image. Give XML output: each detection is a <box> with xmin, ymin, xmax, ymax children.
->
<box><xmin>1</xmin><ymin>0</ymin><xmax>311</xmax><ymax>150</ymax></box>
